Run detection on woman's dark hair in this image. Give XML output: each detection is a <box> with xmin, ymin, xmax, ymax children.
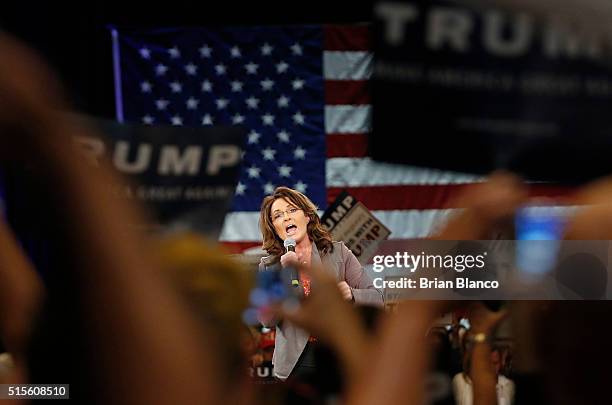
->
<box><xmin>259</xmin><ymin>186</ymin><xmax>333</xmax><ymax>257</ymax></box>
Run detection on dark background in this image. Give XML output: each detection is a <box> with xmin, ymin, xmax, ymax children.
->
<box><xmin>0</xmin><ymin>1</ymin><xmax>373</xmax><ymax>119</ymax></box>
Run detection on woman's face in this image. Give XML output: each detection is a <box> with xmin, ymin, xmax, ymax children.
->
<box><xmin>270</xmin><ymin>197</ymin><xmax>310</xmax><ymax>243</ymax></box>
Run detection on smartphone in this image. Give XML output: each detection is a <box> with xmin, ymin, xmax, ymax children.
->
<box><xmin>242</xmin><ymin>267</ymin><xmax>301</xmax><ymax>325</ymax></box>
<box><xmin>515</xmin><ymin>202</ymin><xmax>568</xmax><ymax>241</ymax></box>
<box><xmin>252</xmin><ymin>269</ymin><xmax>293</xmax><ymax>305</ymax></box>
<box><xmin>515</xmin><ymin>201</ymin><xmax>572</xmax><ymax>281</ymax></box>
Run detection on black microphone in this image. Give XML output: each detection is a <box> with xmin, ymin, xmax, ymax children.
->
<box><xmin>283</xmin><ymin>238</ymin><xmax>300</xmax><ymax>287</ymax></box>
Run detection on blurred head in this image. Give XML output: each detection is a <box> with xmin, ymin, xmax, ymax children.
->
<box><xmin>426</xmin><ymin>326</ymin><xmax>456</xmax><ymax>376</ymax></box>
<box><xmin>259</xmin><ymin>187</ymin><xmax>332</xmax><ymax>257</ymax></box>
<box><xmin>156</xmin><ymin>232</ymin><xmax>254</xmax><ymax>388</ymax></box>
<box><xmin>457</xmin><ymin>325</ymin><xmax>467</xmax><ymax>347</ymax></box>
<box><xmin>450</xmin><ymin>322</ymin><xmax>468</xmax><ymax>348</ymax></box>
<box><xmin>490</xmin><ymin>348</ymin><xmax>502</xmax><ymax>375</ymax></box>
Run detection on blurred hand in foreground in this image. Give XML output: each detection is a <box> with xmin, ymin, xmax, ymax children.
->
<box><xmin>433</xmin><ymin>171</ymin><xmax>528</xmax><ymax>240</ymax></box>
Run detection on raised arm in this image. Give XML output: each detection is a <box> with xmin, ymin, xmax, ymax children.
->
<box><xmin>0</xmin><ymin>34</ymin><xmax>225</xmax><ymax>404</ymax></box>
<box><xmin>257</xmin><ymin>257</ymin><xmax>281</xmax><ymax>328</ymax></box>
<box><xmin>279</xmin><ymin>263</ymin><xmax>371</xmax><ymax>386</ymax></box>
<box><xmin>0</xmin><ymin>218</ymin><xmax>44</xmax><ymax>357</ymax></box>
<box><xmin>466</xmin><ymin>303</ymin><xmax>507</xmax><ymax>405</ymax></box>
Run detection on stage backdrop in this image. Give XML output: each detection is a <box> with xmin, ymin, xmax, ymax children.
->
<box><xmin>111</xmin><ymin>24</ymin><xmax>572</xmax><ymax>252</ymax></box>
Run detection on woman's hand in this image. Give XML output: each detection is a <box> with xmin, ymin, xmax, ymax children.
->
<box><xmin>337</xmin><ymin>281</ymin><xmax>354</xmax><ymax>301</ymax></box>
<box><xmin>279</xmin><ymin>251</ymin><xmax>299</xmax><ymax>268</ymax></box>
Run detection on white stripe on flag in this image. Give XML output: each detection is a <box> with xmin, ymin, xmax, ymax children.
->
<box><xmin>325</xmin><ymin>105</ymin><xmax>371</xmax><ymax>133</ymax></box>
<box><xmin>219</xmin><ymin>209</ymin><xmax>458</xmax><ymax>241</ymax></box>
<box><xmin>374</xmin><ymin>209</ymin><xmax>457</xmax><ymax>238</ymax></box>
<box><xmin>323</xmin><ymin>51</ymin><xmax>373</xmax><ymax>80</ymax></box>
<box><xmin>326</xmin><ymin>158</ymin><xmax>483</xmax><ymax>187</ymax></box>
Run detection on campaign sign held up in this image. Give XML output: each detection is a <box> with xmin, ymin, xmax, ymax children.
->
<box><xmin>371</xmin><ymin>0</ymin><xmax>612</xmax><ymax>183</ymax></box>
<box><xmin>75</xmin><ymin>116</ymin><xmax>245</xmax><ymax>238</ymax></box>
<box><xmin>321</xmin><ymin>190</ymin><xmax>391</xmax><ymax>265</ymax></box>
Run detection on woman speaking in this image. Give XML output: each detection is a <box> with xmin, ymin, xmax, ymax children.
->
<box><xmin>258</xmin><ymin>186</ymin><xmax>382</xmax><ymax>381</ymax></box>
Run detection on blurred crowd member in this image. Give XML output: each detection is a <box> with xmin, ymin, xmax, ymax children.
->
<box><xmin>283</xmin><ymin>302</ymin><xmax>384</xmax><ymax>403</ymax></box>
<box><xmin>448</xmin><ymin>321</ymin><xmax>469</xmax><ymax>378</ymax></box>
<box><xmin>276</xmin><ymin>262</ymin><xmax>376</xmax><ymax>403</ymax></box>
<box><xmin>0</xmin><ymin>33</ymin><xmax>227</xmax><ymax>404</ymax></box>
<box><xmin>427</xmin><ymin>326</ymin><xmax>455</xmax><ymax>376</ymax></box>
<box><xmin>497</xmin><ymin>344</ymin><xmax>514</xmax><ymax>378</ymax></box>
<box><xmin>511</xmin><ymin>177</ymin><xmax>612</xmax><ymax>404</ymax></box>
<box><xmin>453</xmin><ymin>346</ymin><xmax>515</xmax><ymax>405</ymax></box>
<box><xmin>452</xmin><ymin>303</ymin><xmax>515</xmax><ymax>405</ymax></box>
<box><xmin>258</xmin><ymin>186</ymin><xmax>382</xmax><ymax>381</ymax></box>
<box><xmin>156</xmin><ymin>232</ymin><xmax>255</xmax><ymax>403</ymax></box>
<box><xmin>426</xmin><ymin>326</ymin><xmax>457</xmax><ymax>405</ymax></box>
<box><xmin>342</xmin><ymin>174</ymin><xmax>528</xmax><ymax>405</ymax></box>
<box><xmin>454</xmin><ymin>323</ymin><xmax>468</xmax><ymax>350</ymax></box>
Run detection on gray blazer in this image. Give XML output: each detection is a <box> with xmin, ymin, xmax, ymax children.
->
<box><xmin>259</xmin><ymin>241</ymin><xmax>383</xmax><ymax>380</ymax></box>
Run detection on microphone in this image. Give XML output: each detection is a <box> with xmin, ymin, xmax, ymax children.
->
<box><xmin>284</xmin><ymin>238</ymin><xmax>296</xmax><ymax>253</ymax></box>
<box><xmin>283</xmin><ymin>239</ymin><xmax>300</xmax><ymax>287</ymax></box>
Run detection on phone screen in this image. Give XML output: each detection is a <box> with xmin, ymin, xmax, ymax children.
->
<box><xmin>254</xmin><ymin>269</ymin><xmax>292</xmax><ymax>304</ymax></box>
<box><xmin>242</xmin><ymin>268</ymin><xmax>300</xmax><ymax>325</ymax></box>
<box><xmin>515</xmin><ymin>204</ymin><xmax>567</xmax><ymax>241</ymax></box>
<box><xmin>515</xmin><ymin>203</ymin><xmax>571</xmax><ymax>280</ymax></box>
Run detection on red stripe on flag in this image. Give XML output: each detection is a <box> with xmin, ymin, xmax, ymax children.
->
<box><xmin>324</xmin><ymin>24</ymin><xmax>371</xmax><ymax>51</ymax></box>
<box><xmin>328</xmin><ymin>185</ymin><xmax>470</xmax><ymax>210</ymax></box>
<box><xmin>327</xmin><ymin>184</ymin><xmax>577</xmax><ymax>210</ymax></box>
<box><xmin>327</xmin><ymin>134</ymin><xmax>368</xmax><ymax>157</ymax></box>
<box><xmin>325</xmin><ymin>80</ymin><xmax>370</xmax><ymax>105</ymax></box>
<box><xmin>527</xmin><ymin>185</ymin><xmax>577</xmax><ymax>200</ymax></box>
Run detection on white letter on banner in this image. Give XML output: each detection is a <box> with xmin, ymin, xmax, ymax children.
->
<box><xmin>427</xmin><ymin>7</ymin><xmax>473</xmax><ymax>53</ymax></box>
<box><xmin>483</xmin><ymin>12</ymin><xmax>533</xmax><ymax>57</ymax></box>
<box><xmin>114</xmin><ymin>141</ymin><xmax>152</xmax><ymax>174</ymax></box>
<box><xmin>543</xmin><ymin>26</ymin><xmax>601</xmax><ymax>59</ymax></box>
<box><xmin>206</xmin><ymin>145</ymin><xmax>241</xmax><ymax>175</ymax></box>
<box><xmin>158</xmin><ymin>146</ymin><xmax>202</xmax><ymax>176</ymax></box>
<box><xmin>375</xmin><ymin>2</ymin><xmax>419</xmax><ymax>46</ymax></box>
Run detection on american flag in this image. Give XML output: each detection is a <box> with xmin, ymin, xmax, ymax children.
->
<box><xmin>111</xmin><ymin>24</ymin><xmax>571</xmax><ymax>252</ymax></box>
